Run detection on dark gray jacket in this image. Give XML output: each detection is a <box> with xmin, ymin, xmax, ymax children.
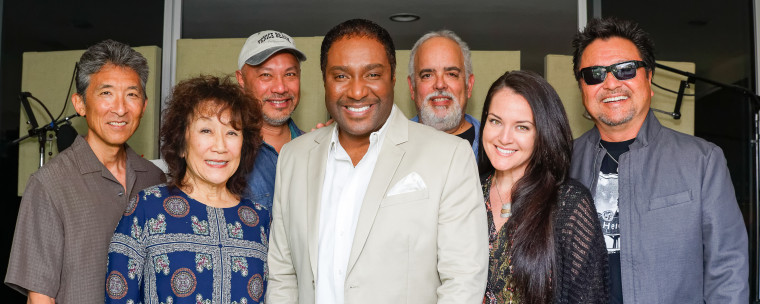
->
<box><xmin>569</xmin><ymin>110</ymin><xmax>749</xmax><ymax>304</ymax></box>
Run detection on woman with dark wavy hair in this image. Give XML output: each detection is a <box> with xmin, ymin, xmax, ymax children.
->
<box><xmin>478</xmin><ymin>70</ymin><xmax>608</xmax><ymax>304</ymax></box>
<box><xmin>105</xmin><ymin>75</ymin><xmax>269</xmax><ymax>303</ymax></box>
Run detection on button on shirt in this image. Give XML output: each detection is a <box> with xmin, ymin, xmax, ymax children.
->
<box><xmin>316</xmin><ymin>109</ymin><xmax>394</xmax><ymax>304</ymax></box>
<box><xmin>246</xmin><ymin>119</ymin><xmax>303</xmax><ymax>211</ymax></box>
<box><xmin>4</xmin><ymin>136</ymin><xmax>165</xmax><ymax>303</ymax></box>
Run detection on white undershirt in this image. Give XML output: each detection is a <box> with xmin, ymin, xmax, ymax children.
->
<box><xmin>315</xmin><ymin>108</ymin><xmax>394</xmax><ymax>304</ymax></box>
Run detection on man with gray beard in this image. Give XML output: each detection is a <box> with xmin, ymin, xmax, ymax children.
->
<box><xmin>407</xmin><ymin>30</ymin><xmax>480</xmax><ymax>155</ymax></box>
<box><xmin>236</xmin><ymin>30</ymin><xmax>307</xmax><ymax>210</ymax></box>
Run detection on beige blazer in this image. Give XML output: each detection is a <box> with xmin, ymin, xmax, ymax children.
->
<box><xmin>267</xmin><ymin>106</ymin><xmax>488</xmax><ymax>304</ymax></box>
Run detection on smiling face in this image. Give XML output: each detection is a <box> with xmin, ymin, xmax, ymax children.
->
<box><xmin>72</xmin><ymin>63</ymin><xmax>147</xmax><ymax>151</ymax></box>
<box><xmin>324</xmin><ymin>36</ymin><xmax>395</xmax><ymax>142</ymax></box>
<box><xmin>182</xmin><ymin>105</ymin><xmax>243</xmax><ymax>190</ymax></box>
<box><xmin>483</xmin><ymin>88</ymin><xmax>536</xmax><ymax>179</ymax></box>
<box><xmin>409</xmin><ymin>37</ymin><xmax>473</xmax><ymax>132</ymax></box>
<box><xmin>236</xmin><ymin>51</ymin><xmax>300</xmax><ymax>126</ymax></box>
<box><xmin>579</xmin><ymin>37</ymin><xmax>653</xmax><ymax>136</ymax></box>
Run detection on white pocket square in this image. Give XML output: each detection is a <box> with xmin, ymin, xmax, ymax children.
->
<box><xmin>387</xmin><ymin>172</ymin><xmax>427</xmax><ymax>197</ymax></box>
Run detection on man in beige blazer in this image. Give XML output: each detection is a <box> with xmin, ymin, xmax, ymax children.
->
<box><xmin>267</xmin><ymin>19</ymin><xmax>488</xmax><ymax>304</ymax></box>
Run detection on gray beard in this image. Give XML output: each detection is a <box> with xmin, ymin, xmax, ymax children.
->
<box><xmin>418</xmin><ymin>91</ymin><xmax>463</xmax><ymax>132</ymax></box>
<box><xmin>597</xmin><ymin>109</ymin><xmax>635</xmax><ymax>127</ymax></box>
<box><xmin>263</xmin><ymin>113</ymin><xmax>291</xmax><ymax>127</ymax></box>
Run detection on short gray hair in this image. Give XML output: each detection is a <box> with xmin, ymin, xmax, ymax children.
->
<box><xmin>76</xmin><ymin>39</ymin><xmax>149</xmax><ymax>99</ymax></box>
<box><xmin>408</xmin><ymin>30</ymin><xmax>473</xmax><ymax>90</ymax></box>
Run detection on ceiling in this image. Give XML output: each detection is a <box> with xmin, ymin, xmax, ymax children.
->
<box><xmin>181</xmin><ymin>0</ymin><xmax>579</xmax><ymax>75</ymax></box>
<box><xmin>1</xmin><ymin>0</ymin><xmax>754</xmax><ymax>98</ymax></box>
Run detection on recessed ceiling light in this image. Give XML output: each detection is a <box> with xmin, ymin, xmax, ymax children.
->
<box><xmin>389</xmin><ymin>13</ymin><xmax>420</xmax><ymax>22</ymax></box>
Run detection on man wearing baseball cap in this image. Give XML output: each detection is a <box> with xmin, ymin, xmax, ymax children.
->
<box><xmin>236</xmin><ymin>30</ymin><xmax>307</xmax><ymax>211</ymax></box>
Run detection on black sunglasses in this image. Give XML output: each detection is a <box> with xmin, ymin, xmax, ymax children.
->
<box><xmin>577</xmin><ymin>60</ymin><xmax>647</xmax><ymax>85</ymax></box>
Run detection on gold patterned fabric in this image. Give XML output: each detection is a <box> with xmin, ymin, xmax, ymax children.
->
<box><xmin>481</xmin><ymin>173</ymin><xmax>610</xmax><ymax>304</ymax></box>
<box><xmin>483</xmin><ymin>175</ymin><xmax>519</xmax><ymax>304</ymax></box>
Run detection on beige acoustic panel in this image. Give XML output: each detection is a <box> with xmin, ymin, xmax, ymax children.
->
<box><xmin>468</xmin><ymin>51</ymin><xmax>521</xmax><ymax>120</ymax></box>
<box><xmin>177</xmin><ymin>38</ymin><xmax>520</xmax><ymax>127</ymax></box>
<box><xmin>394</xmin><ymin>50</ymin><xmax>521</xmax><ymax>120</ymax></box>
<box><xmin>650</xmin><ymin>61</ymin><xmax>696</xmax><ymax>134</ymax></box>
<box><xmin>544</xmin><ymin>55</ymin><xmax>594</xmax><ymax>138</ymax></box>
<box><xmin>176</xmin><ymin>37</ymin><xmax>328</xmax><ymax>131</ymax></box>
<box><xmin>17</xmin><ymin>46</ymin><xmax>162</xmax><ymax>195</ymax></box>
<box><xmin>545</xmin><ymin>54</ymin><xmax>695</xmax><ymax>138</ymax></box>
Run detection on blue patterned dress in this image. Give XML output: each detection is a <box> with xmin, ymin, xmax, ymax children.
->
<box><xmin>105</xmin><ymin>184</ymin><xmax>269</xmax><ymax>304</ymax></box>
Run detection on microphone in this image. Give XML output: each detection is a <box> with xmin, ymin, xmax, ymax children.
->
<box><xmin>55</xmin><ymin>123</ymin><xmax>78</xmax><ymax>152</ymax></box>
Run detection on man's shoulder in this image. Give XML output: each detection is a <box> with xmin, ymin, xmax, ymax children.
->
<box><xmin>570</xmin><ymin>128</ymin><xmax>598</xmax><ymax>159</ymax></box>
<box><xmin>653</xmin><ymin>125</ymin><xmax>720</xmax><ymax>158</ymax></box>
<box><xmin>406</xmin><ymin>119</ymin><xmax>465</xmax><ymax>145</ymax></box>
<box><xmin>32</xmin><ymin>144</ymin><xmax>86</xmax><ymax>181</ymax></box>
<box><xmin>658</xmin><ymin>125</ymin><xmax>715</xmax><ymax>146</ymax></box>
<box><xmin>280</xmin><ymin>126</ymin><xmax>326</xmax><ymax>156</ymax></box>
<box><xmin>126</xmin><ymin>147</ymin><xmax>165</xmax><ymax>177</ymax></box>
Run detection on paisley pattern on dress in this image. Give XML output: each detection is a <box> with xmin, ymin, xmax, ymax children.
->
<box><xmin>106</xmin><ymin>185</ymin><xmax>269</xmax><ymax>303</ymax></box>
<box><xmin>124</xmin><ymin>195</ymin><xmax>139</xmax><ymax>216</ymax></box>
<box><xmin>248</xmin><ymin>274</ymin><xmax>264</xmax><ymax>301</ymax></box>
<box><xmin>228</xmin><ymin>222</ymin><xmax>244</xmax><ymax>239</ymax></box>
<box><xmin>191</xmin><ymin>216</ymin><xmax>209</xmax><ymax>235</ymax></box>
<box><xmin>195</xmin><ymin>253</ymin><xmax>212</xmax><ymax>273</ymax></box>
<box><xmin>170</xmin><ymin>268</ymin><xmax>196</xmax><ymax>297</ymax></box>
<box><xmin>148</xmin><ymin>214</ymin><xmax>167</xmax><ymax>234</ymax></box>
<box><xmin>238</xmin><ymin>206</ymin><xmax>259</xmax><ymax>227</ymax></box>
<box><xmin>106</xmin><ymin>271</ymin><xmax>128</xmax><ymax>300</ymax></box>
<box><xmin>163</xmin><ymin>196</ymin><xmax>190</xmax><ymax>218</ymax></box>
<box><xmin>130</xmin><ymin>217</ymin><xmax>142</xmax><ymax>239</ymax></box>
<box><xmin>231</xmin><ymin>257</ymin><xmax>249</xmax><ymax>276</ymax></box>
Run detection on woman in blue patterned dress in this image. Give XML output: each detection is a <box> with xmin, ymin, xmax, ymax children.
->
<box><xmin>105</xmin><ymin>75</ymin><xmax>267</xmax><ymax>303</ymax></box>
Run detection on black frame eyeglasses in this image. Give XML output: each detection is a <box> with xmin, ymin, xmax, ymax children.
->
<box><xmin>577</xmin><ymin>60</ymin><xmax>648</xmax><ymax>85</ymax></box>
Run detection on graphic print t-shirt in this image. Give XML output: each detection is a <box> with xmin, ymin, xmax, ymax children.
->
<box><xmin>596</xmin><ymin>139</ymin><xmax>634</xmax><ymax>304</ymax></box>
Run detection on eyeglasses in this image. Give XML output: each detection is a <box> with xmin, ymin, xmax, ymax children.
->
<box><xmin>577</xmin><ymin>60</ymin><xmax>647</xmax><ymax>85</ymax></box>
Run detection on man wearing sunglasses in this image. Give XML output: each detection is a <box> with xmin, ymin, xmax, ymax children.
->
<box><xmin>569</xmin><ymin>17</ymin><xmax>748</xmax><ymax>304</ymax></box>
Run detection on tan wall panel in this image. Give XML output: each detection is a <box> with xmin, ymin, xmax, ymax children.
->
<box><xmin>177</xmin><ymin>38</ymin><xmax>520</xmax><ymax>126</ymax></box>
<box><xmin>18</xmin><ymin>46</ymin><xmax>162</xmax><ymax>195</ymax></box>
<box><xmin>468</xmin><ymin>51</ymin><xmax>521</xmax><ymax>120</ymax></box>
<box><xmin>395</xmin><ymin>50</ymin><xmax>521</xmax><ymax>121</ymax></box>
<box><xmin>545</xmin><ymin>54</ymin><xmax>695</xmax><ymax>138</ymax></box>
<box><xmin>544</xmin><ymin>55</ymin><xmax>594</xmax><ymax>138</ymax></box>
<box><xmin>176</xmin><ymin>37</ymin><xmax>329</xmax><ymax>131</ymax></box>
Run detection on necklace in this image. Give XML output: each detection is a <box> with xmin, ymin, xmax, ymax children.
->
<box><xmin>492</xmin><ymin>175</ymin><xmax>512</xmax><ymax>218</ymax></box>
<box><xmin>599</xmin><ymin>142</ymin><xmax>619</xmax><ymax>173</ymax></box>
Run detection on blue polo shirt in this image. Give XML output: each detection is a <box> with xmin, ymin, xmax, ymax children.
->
<box><xmin>245</xmin><ymin>119</ymin><xmax>303</xmax><ymax>211</ymax></box>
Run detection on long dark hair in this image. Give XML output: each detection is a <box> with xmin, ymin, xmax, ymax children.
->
<box><xmin>477</xmin><ymin>70</ymin><xmax>573</xmax><ymax>303</ymax></box>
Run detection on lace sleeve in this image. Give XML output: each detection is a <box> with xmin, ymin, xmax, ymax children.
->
<box><xmin>553</xmin><ymin>180</ymin><xmax>609</xmax><ymax>304</ymax></box>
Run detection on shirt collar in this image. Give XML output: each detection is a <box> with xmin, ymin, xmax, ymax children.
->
<box><xmin>73</xmin><ymin>135</ymin><xmax>148</xmax><ymax>174</ymax></box>
<box><xmin>586</xmin><ymin>109</ymin><xmax>661</xmax><ymax>149</ymax></box>
<box><xmin>329</xmin><ymin>106</ymin><xmax>396</xmax><ymax>153</ymax></box>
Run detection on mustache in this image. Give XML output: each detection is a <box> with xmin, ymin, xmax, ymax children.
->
<box><xmin>336</xmin><ymin>96</ymin><xmax>381</xmax><ymax>107</ymax></box>
<box><xmin>598</xmin><ymin>89</ymin><xmax>631</xmax><ymax>100</ymax></box>
<box><xmin>262</xmin><ymin>93</ymin><xmax>295</xmax><ymax>101</ymax></box>
<box><xmin>423</xmin><ymin>90</ymin><xmax>457</xmax><ymax>103</ymax></box>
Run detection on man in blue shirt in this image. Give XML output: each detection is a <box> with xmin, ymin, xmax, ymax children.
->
<box><xmin>407</xmin><ymin>30</ymin><xmax>480</xmax><ymax>156</ymax></box>
<box><xmin>236</xmin><ymin>30</ymin><xmax>307</xmax><ymax>210</ymax></box>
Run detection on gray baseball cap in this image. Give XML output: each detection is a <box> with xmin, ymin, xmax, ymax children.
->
<box><xmin>237</xmin><ymin>30</ymin><xmax>307</xmax><ymax>70</ymax></box>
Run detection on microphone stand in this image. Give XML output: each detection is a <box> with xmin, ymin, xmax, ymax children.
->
<box><xmin>656</xmin><ymin>63</ymin><xmax>760</xmax><ymax>302</ymax></box>
<box><xmin>11</xmin><ymin>92</ymin><xmax>80</xmax><ymax>168</ymax></box>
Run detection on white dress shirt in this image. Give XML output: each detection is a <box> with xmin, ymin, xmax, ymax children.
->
<box><xmin>315</xmin><ymin>108</ymin><xmax>395</xmax><ymax>304</ymax></box>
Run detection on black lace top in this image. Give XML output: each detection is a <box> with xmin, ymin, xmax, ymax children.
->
<box><xmin>483</xmin><ymin>176</ymin><xmax>609</xmax><ymax>304</ymax></box>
